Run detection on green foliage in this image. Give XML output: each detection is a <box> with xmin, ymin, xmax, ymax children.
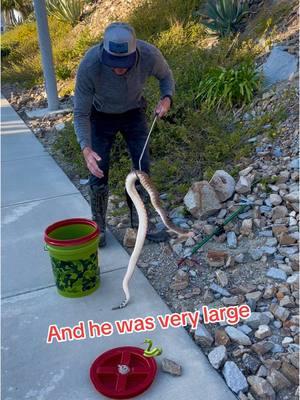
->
<box><xmin>244</xmin><ymin>0</ymin><xmax>296</xmax><ymax>38</ymax></box>
<box><xmin>195</xmin><ymin>62</ymin><xmax>260</xmax><ymax>109</ymax></box>
<box><xmin>46</xmin><ymin>0</ymin><xmax>84</xmax><ymax>26</ymax></box>
<box><xmin>53</xmin><ymin>27</ymin><xmax>99</xmax><ymax>80</ymax></box>
<box><xmin>200</xmin><ymin>0</ymin><xmax>249</xmax><ymax>36</ymax></box>
<box><xmin>128</xmin><ymin>0</ymin><xmax>200</xmax><ymax>39</ymax></box>
<box><xmin>1</xmin><ymin>17</ymin><xmax>72</xmax><ymax>86</ymax></box>
<box><xmin>2</xmin><ymin>0</ymin><xmax>291</xmax><ymax>202</ymax></box>
<box><xmin>1</xmin><ymin>45</ymin><xmax>11</xmax><ymax>58</ymax></box>
<box><xmin>52</xmin><ymin>121</ymin><xmax>88</xmax><ymax>178</ymax></box>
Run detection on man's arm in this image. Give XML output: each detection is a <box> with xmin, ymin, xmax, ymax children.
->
<box><xmin>151</xmin><ymin>47</ymin><xmax>175</xmax><ymax>117</ymax></box>
<box><xmin>73</xmin><ymin>61</ymin><xmax>94</xmax><ymax>150</ymax></box>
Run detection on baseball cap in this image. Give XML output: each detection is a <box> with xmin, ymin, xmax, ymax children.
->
<box><xmin>102</xmin><ymin>22</ymin><xmax>137</xmax><ymax>69</ymax></box>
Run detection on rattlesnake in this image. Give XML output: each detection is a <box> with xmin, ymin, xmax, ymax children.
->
<box><xmin>112</xmin><ymin>170</ymin><xmax>194</xmax><ymax>310</ymax></box>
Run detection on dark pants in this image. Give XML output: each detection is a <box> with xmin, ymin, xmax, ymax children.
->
<box><xmin>89</xmin><ymin>106</ymin><xmax>150</xmax><ymax>188</ymax></box>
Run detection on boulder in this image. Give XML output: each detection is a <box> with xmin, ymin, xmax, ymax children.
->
<box><xmin>209</xmin><ymin>170</ymin><xmax>235</xmax><ymax>202</ymax></box>
<box><xmin>262</xmin><ymin>46</ymin><xmax>298</xmax><ymax>87</ymax></box>
<box><xmin>184</xmin><ymin>181</ymin><xmax>221</xmax><ymax>219</ymax></box>
<box><xmin>235</xmin><ymin>176</ymin><xmax>252</xmax><ymax>194</ymax></box>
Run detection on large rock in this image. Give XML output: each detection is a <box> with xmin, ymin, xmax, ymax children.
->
<box><xmin>194</xmin><ymin>323</ymin><xmax>214</xmax><ymax>347</ymax></box>
<box><xmin>246</xmin><ymin>312</ymin><xmax>270</xmax><ymax>329</ymax></box>
<box><xmin>262</xmin><ymin>46</ymin><xmax>298</xmax><ymax>87</ymax></box>
<box><xmin>222</xmin><ymin>361</ymin><xmax>248</xmax><ymax>394</ymax></box>
<box><xmin>270</xmin><ymin>304</ymin><xmax>290</xmax><ymax>321</ymax></box>
<box><xmin>280</xmin><ymin>361</ymin><xmax>299</xmax><ymax>384</ymax></box>
<box><xmin>242</xmin><ymin>354</ymin><xmax>261</xmax><ymax>374</ymax></box>
<box><xmin>267</xmin><ymin>369</ymin><xmax>291</xmax><ymax>392</ymax></box>
<box><xmin>208</xmin><ymin>345</ymin><xmax>227</xmax><ymax>369</ymax></box>
<box><xmin>184</xmin><ymin>181</ymin><xmax>221</xmax><ymax>219</ymax></box>
<box><xmin>247</xmin><ymin>376</ymin><xmax>276</xmax><ymax>400</ymax></box>
<box><xmin>225</xmin><ymin>326</ymin><xmax>252</xmax><ymax>345</ymax></box>
<box><xmin>235</xmin><ymin>175</ymin><xmax>252</xmax><ymax>194</ymax></box>
<box><xmin>209</xmin><ymin>170</ymin><xmax>235</xmax><ymax>202</ymax></box>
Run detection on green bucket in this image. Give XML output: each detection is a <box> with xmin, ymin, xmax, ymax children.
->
<box><xmin>44</xmin><ymin>218</ymin><xmax>100</xmax><ymax>298</ymax></box>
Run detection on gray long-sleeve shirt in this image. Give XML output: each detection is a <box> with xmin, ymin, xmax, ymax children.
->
<box><xmin>73</xmin><ymin>40</ymin><xmax>175</xmax><ymax>150</ymax></box>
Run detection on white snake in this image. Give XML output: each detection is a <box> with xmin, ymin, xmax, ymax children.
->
<box><xmin>112</xmin><ymin>170</ymin><xmax>195</xmax><ymax>310</ymax></box>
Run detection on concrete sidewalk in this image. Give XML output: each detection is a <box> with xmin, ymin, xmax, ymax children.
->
<box><xmin>1</xmin><ymin>94</ymin><xmax>236</xmax><ymax>400</ymax></box>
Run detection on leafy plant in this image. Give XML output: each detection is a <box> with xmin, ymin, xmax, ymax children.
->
<box><xmin>46</xmin><ymin>0</ymin><xmax>84</xmax><ymax>26</ymax></box>
<box><xmin>195</xmin><ymin>62</ymin><xmax>260</xmax><ymax>109</ymax></box>
<box><xmin>200</xmin><ymin>0</ymin><xmax>249</xmax><ymax>36</ymax></box>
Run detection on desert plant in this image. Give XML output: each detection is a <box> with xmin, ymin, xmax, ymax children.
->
<box><xmin>46</xmin><ymin>0</ymin><xmax>84</xmax><ymax>26</ymax></box>
<box><xmin>201</xmin><ymin>0</ymin><xmax>249</xmax><ymax>36</ymax></box>
<box><xmin>195</xmin><ymin>61</ymin><xmax>260</xmax><ymax>109</ymax></box>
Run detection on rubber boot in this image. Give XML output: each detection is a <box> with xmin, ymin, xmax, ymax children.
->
<box><xmin>89</xmin><ymin>184</ymin><xmax>109</xmax><ymax>248</ymax></box>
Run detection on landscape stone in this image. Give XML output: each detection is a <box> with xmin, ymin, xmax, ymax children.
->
<box><xmin>215</xmin><ymin>329</ymin><xmax>231</xmax><ymax>346</ymax></box>
<box><xmin>210</xmin><ymin>283</ymin><xmax>231</xmax><ymax>297</ymax></box>
<box><xmin>184</xmin><ymin>181</ymin><xmax>221</xmax><ymax>219</ymax></box>
<box><xmin>251</xmin><ymin>249</ymin><xmax>263</xmax><ymax>261</ymax></box>
<box><xmin>209</xmin><ymin>170</ymin><xmax>235</xmax><ymax>202</ymax></box>
<box><xmin>237</xmin><ymin>325</ymin><xmax>253</xmax><ymax>335</ymax></box>
<box><xmin>242</xmin><ymin>354</ymin><xmax>261</xmax><ymax>374</ymax></box>
<box><xmin>270</xmin><ymin>304</ymin><xmax>290</xmax><ymax>321</ymax></box>
<box><xmin>208</xmin><ymin>345</ymin><xmax>227</xmax><ymax>369</ymax></box>
<box><xmin>194</xmin><ymin>323</ymin><xmax>214</xmax><ymax>347</ymax></box>
<box><xmin>247</xmin><ymin>375</ymin><xmax>276</xmax><ymax>400</ymax></box>
<box><xmin>207</xmin><ymin>250</ymin><xmax>228</xmax><ymax>267</ymax></box>
<box><xmin>227</xmin><ymin>231</ymin><xmax>237</xmax><ymax>248</ymax></box>
<box><xmin>123</xmin><ymin>228</ymin><xmax>137</xmax><ymax>247</ymax></box>
<box><xmin>235</xmin><ymin>176</ymin><xmax>252</xmax><ymax>194</ymax></box>
<box><xmin>246</xmin><ymin>312</ymin><xmax>271</xmax><ymax>329</ymax></box>
<box><xmin>272</xmin><ymin>206</ymin><xmax>288</xmax><ymax>221</ymax></box>
<box><xmin>225</xmin><ymin>326</ymin><xmax>252</xmax><ymax>345</ymax></box>
<box><xmin>222</xmin><ymin>361</ymin><xmax>249</xmax><ymax>394</ymax></box>
<box><xmin>268</xmin><ymin>194</ymin><xmax>282</xmax><ymax>205</ymax></box>
<box><xmin>240</xmin><ymin>219</ymin><xmax>253</xmax><ymax>236</ymax></box>
<box><xmin>252</xmin><ymin>341</ymin><xmax>274</xmax><ymax>355</ymax></box>
<box><xmin>255</xmin><ymin>325</ymin><xmax>272</xmax><ymax>340</ymax></box>
<box><xmin>267</xmin><ymin>369</ymin><xmax>291</xmax><ymax>392</ymax></box>
<box><xmin>246</xmin><ymin>291</ymin><xmax>262</xmax><ymax>302</ymax></box>
<box><xmin>215</xmin><ymin>270</ymin><xmax>228</xmax><ymax>287</ymax></box>
<box><xmin>280</xmin><ymin>361</ymin><xmax>299</xmax><ymax>385</ymax></box>
<box><xmin>161</xmin><ymin>358</ymin><xmax>182</xmax><ymax>376</ymax></box>
<box><xmin>266</xmin><ymin>267</ymin><xmax>287</xmax><ymax>281</ymax></box>
<box><xmin>262</xmin><ymin>46</ymin><xmax>298</xmax><ymax>87</ymax></box>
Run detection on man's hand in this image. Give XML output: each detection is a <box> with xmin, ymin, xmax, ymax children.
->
<box><xmin>155</xmin><ymin>97</ymin><xmax>171</xmax><ymax>118</ymax></box>
<box><xmin>83</xmin><ymin>147</ymin><xmax>104</xmax><ymax>178</ymax></box>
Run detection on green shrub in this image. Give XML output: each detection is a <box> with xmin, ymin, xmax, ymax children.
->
<box><xmin>46</xmin><ymin>0</ymin><xmax>84</xmax><ymax>26</ymax></box>
<box><xmin>195</xmin><ymin>61</ymin><xmax>260</xmax><ymax>110</ymax></box>
<box><xmin>1</xmin><ymin>17</ymin><xmax>72</xmax><ymax>86</ymax></box>
<box><xmin>53</xmin><ymin>121</ymin><xmax>88</xmax><ymax>177</ymax></box>
<box><xmin>200</xmin><ymin>0</ymin><xmax>249</xmax><ymax>37</ymax></box>
<box><xmin>128</xmin><ymin>0</ymin><xmax>200</xmax><ymax>40</ymax></box>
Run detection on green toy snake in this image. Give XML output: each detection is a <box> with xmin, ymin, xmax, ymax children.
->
<box><xmin>143</xmin><ymin>339</ymin><xmax>163</xmax><ymax>358</ymax></box>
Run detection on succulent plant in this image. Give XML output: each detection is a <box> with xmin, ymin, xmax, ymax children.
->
<box><xmin>201</xmin><ymin>0</ymin><xmax>249</xmax><ymax>36</ymax></box>
<box><xmin>46</xmin><ymin>0</ymin><xmax>84</xmax><ymax>27</ymax></box>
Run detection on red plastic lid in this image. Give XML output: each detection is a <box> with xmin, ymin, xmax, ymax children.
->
<box><xmin>90</xmin><ymin>346</ymin><xmax>157</xmax><ymax>399</ymax></box>
<box><xmin>44</xmin><ymin>218</ymin><xmax>99</xmax><ymax>247</ymax></box>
